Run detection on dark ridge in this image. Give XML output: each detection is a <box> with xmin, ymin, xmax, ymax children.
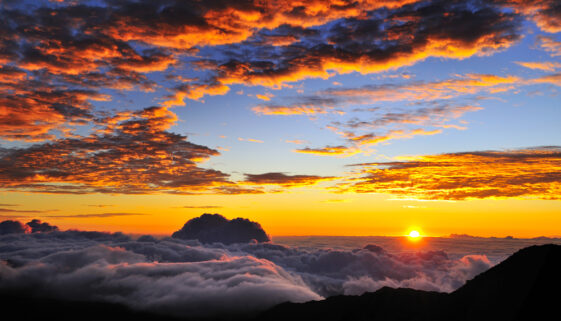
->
<box><xmin>450</xmin><ymin>244</ymin><xmax>561</xmax><ymax>320</ymax></box>
<box><xmin>0</xmin><ymin>292</ymin><xmax>182</xmax><ymax>321</ymax></box>
<box><xmin>258</xmin><ymin>288</ymin><xmax>448</xmax><ymax>321</ymax></box>
<box><xmin>256</xmin><ymin>244</ymin><xmax>561</xmax><ymax>321</ymax></box>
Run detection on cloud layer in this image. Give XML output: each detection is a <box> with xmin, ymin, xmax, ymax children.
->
<box><xmin>0</xmin><ymin>216</ymin><xmax>494</xmax><ymax>317</ymax></box>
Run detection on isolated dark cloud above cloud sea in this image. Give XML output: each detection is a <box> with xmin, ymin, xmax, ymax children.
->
<box><xmin>0</xmin><ymin>214</ymin><xmax>493</xmax><ymax>317</ymax></box>
<box><xmin>172</xmin><ymin>213</ymin><xmax>270</xmax><ymax>244</ymax></box>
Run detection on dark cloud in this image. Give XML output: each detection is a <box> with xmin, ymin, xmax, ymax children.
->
<box><xmin>25</xmin><ymin>219</ymin><xmax>58</xmax><ymax>233</ymax></box>
<box><xmin>0</xmin><ymin>0</ymin><xmax>436</xmax><ymax>141</ymax></box>
<box><xmin>0</xmin><ymin>220</ymin><xmax>30</xmax><ymax>235</ymax></box>
<box><xmin>495</xmin><ymin>0</ymin><xmax>561</xmax><ymax>33</ymax></box>
<box><xmin>0</xmin><ymin>219</ymin><xmax>57</xmax><ymax>234</ymax></box>
<box><xmin>191</xmin><ymin>0</ymin><xmax>522</xmax><ymax>98</ymax></box>
<box><xmin>0</xmin><ymin>0</ymin><xmax>537</xmax><ymax>144</ymax></box>
<box><xmin>172</xmin><ymin>214</ymin><xmax>270</xmax><ymax>244</ymax></box>
<box><xmin>243</xmin><ymin>172</ymin><xmax>336</xmax><ymax>187</ymax></box>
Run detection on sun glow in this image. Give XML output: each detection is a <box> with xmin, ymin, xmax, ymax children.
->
<box><xmin>408</xmin><ymin>230</ymin><xmax>421</xmax><ymax>238</ymax></box>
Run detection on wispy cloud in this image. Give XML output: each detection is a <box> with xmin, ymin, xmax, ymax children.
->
<box><xmin>46</xmin><ymin>213</ymin><xmax>146</xmax><ymax>219</ymax></box>
<box><xmin>174</xmin><ymin>206</ymin><xmax>224</xmax><ymax>209</ymax></box>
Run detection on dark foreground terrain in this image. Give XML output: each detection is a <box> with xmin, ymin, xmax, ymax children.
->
<box><xmin>2</xmin><ymin>244</ymin><xmax>560</xmax><ymax>321</ymax></box>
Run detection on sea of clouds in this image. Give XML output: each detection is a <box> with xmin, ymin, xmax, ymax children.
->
<box><xmin>0</xmin><ymin>215</ymin><xmax>494</xmax><ymax>317</ymax></box>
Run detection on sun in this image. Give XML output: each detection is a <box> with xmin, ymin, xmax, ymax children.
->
<box><xmin>408</xmin><ymin>230</ymin><xmax>421</xmax><ymax>238</ymax></box>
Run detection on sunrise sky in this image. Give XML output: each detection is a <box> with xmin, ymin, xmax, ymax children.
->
<box><xmin>1</xmin><ymin>0</ymin><xmax>560</xmax><ymax>237</ymax></box>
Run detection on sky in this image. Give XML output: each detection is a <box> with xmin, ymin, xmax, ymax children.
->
<box><xmin>0</xmin><ymin>0</ymin><xmax>560</xmax><ymax>237</ymax></box>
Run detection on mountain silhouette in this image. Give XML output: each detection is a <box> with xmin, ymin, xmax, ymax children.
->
<box><xmin>1</xmin><ymin>244</ymin><xmax>560</xmax><ymax>321</ymax></box>
<box><xmin>256</xmin><ymin>244</ymin><xmax>561</xmax><ymax>321</ymax></box>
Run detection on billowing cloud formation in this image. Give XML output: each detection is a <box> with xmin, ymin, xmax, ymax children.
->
<box><xmin>338</xmin><ymin>146</ymin><xmax>561</xmax><ymax>200</ymax></box>
<box><xmin>0</xmin><ymin>0</ymin><xmax>431</xmax><ymax>139</ymax></box>
<box><xmin>172</xmin><ymin>213</ymin><xmax>270</xmax><ymax>244</ymax></box>
<box><xmin>0</xmin><ymin>106</ymin><xmax>249</xmax><ymax>194</ymax></box>
<box><xmin>0</xmin><ymin>68</ymin><xmax>105</xmax><ymax>141</ymax></box>
<box><xmin>196</xmin><ymin>0</ymin><xmax>521</xmax><ymax>97</ymax></box>
<box><xmin>0</xmin><ymin>0</ymin><xmax>546</xmax><ymax>145</ymax></box>
<box><xmin>0</xmin><ymin>219</ymin><xmax>493</xmax><ymax>317</ymax></box>
<box><xmin>0</xmin><ymin>105</ymin><xmax>337</xmax><ymax>194</ymax></box>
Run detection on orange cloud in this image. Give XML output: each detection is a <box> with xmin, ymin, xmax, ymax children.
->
<box><xmin>338</xmin><ymin>147</ymin><xmax>561</xmax><ymax>200</ymax></box>
<box><xmin>252</xmin><ymin>74</ymin><xmax>515</xmax><ymax>118</ymax></box>
<box><xmin>531</xmin><ymin>73</ymin><xmax>561</xmax><ymax>86</ymax></box>
<box><xmin>515</xmin><ymin>61</ymin><xmax>561</xmax><ymax>72</ymax></box>
<box><xmin>294</xmin><ymin>145</ymin><xmax>360</xmax><ymax>157</ymax></box>
<box><xmin>0</xmin><ymin>106</ymin><xmax>247</xmax><ymax>194</ymax></box>
<box><xmin>238</xmin><ymin>137</ymin><xmax>264</xmax><ymax>143</ymax></box>
<box><xmin>241</xmin><ymin>172</ymin><xmax>337</xmax><ymax>187</ymax></box>
<box><xmin>499</xmin><ymin>0</ymin><xmax>561</xmax><ymax>33</ymax></box>
<box><xmin>207</xmin><ymin>5</ymin><xmax>520</xmax><ymax>92</ymax></box>
<box><xmin>103</xmin><ymin>0</ymin><xmax>420</xmax><ymax>49</ymax></box>
<box><xmin>164</xmin><ymin>83</ymin><xmax>230</xmax><ymax>106</ymax></box>
<box><xmin>285</xmin><ymin>140</ymin><xmax>306</xmax><ymax>145</ymax></box>
<box><xmin>324</xmin><ymin>74</ymin><xmax>520</xmax><ymax>102</ymax></box>
<box><xmin>537</xmin><ymin>35</ymin><xmax>561</xmax><ymax>57</ymax></box>
<box><xmin>252</xmin><ymin>105</ymin><xmax>331</xmax><ymax>116</ymax></box>
<box><xmin>0</xmin><ymin>71</ymin><xmax>110</xmax><ymax>141</ymax></box>
<box><xmin>344</xmin><ymin>129</ymin><xmax>442</xmax><ymax>146</ymax></box>
<box><xmin>256</xmin><ymin>93</ymin><xmax>274</xmax><ymax>101</ymax></box>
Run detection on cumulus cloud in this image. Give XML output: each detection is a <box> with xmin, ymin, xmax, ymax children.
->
<box><xmin>337</xmin><ymin>146</ymin><xmax>561</xmax><ymax>200</ymax></box>
<box><xmin>25</xmin><ymin>219</ymin><xmax>59</xmax><ymax>233</ymax></box>
<box><xmin>0</xmin><ymin>220</ymin><xmax>30</xmax><ymax>235</ymax></box>
<box><xmin>172</xmin><ymin>214</ymin><xmax>270</xmax><ymax>244</ymax></box>
<box><xmin>0</xmin><ymin>217</ymin><xmax>497</xmax><ymax>317</ymax></box>
<box><xmin>0</xmin><ymin>219</ymin><xmax>57</xmax><ymax>235</ymax></box>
